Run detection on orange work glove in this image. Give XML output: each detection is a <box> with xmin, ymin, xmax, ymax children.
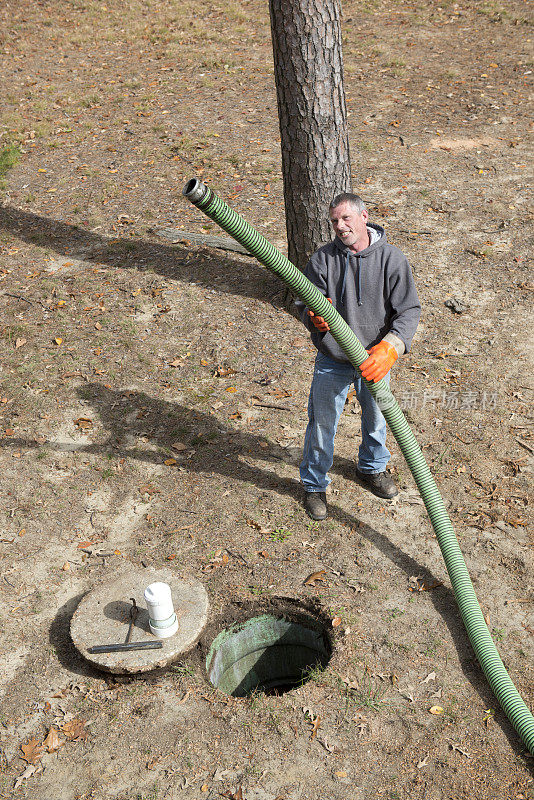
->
<box><xmin>307</xmin><ymin>297</ymin><xmax>332</xmax><ymax>332</ymax></box>
<box><xmin>360</xmin><ymin>340</ymin><xmax>398</xmax><ymax>383</ymax></box>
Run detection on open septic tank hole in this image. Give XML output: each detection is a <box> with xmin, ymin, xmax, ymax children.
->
<box><xmin>206</xmin><ymin>609</ymin><xmax>333</xmax><ymax>697</ymax></box>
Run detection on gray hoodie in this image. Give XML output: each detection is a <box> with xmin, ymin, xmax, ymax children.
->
<box><xmin>295</xmin><ymin>224</ymin><xmax>421</xmax><ymax>364</ymax></box>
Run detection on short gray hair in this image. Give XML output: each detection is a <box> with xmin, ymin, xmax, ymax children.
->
<box><xmin>329</xmin><ymin>192</ymin><xmax>366</xmax><ymax>214</ymax></box>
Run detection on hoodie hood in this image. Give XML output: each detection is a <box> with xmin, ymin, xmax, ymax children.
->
<box><xmin>333</xmin><ymin>222</ymin><xmax>386</xmax><ymax>258</ymax></box>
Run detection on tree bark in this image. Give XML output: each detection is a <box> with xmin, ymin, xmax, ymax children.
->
<box><xmin>269</xmin><ymin>0</ymin><xmax>351</xmax><ymax>280</ymax></box>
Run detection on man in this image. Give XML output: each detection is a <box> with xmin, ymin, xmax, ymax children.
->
<box><xmin>296</xmin><ymin>193</ymin><xmax>421</xmax><ymax>521</ymax></box>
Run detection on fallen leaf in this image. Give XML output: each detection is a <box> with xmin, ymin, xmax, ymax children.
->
<box><xmin>430</xmin><ymin>688</ymin><xmax>443</xmax><ymax>699</ymax></box>
<box><xmin>303</xmin><ymin>569</ymin><xmax>327</xmax><ymax>586</ymax></box>
<box><xmin>74</xmin><ymin>417</ymin><xmax>93</xmax><ymax>430</ymax></box>
<box><xmin>245</xmin><ymin>518</ymin><xmax>271</xmax><ymax>535</ymax></box>
<box><xmin>226</xmin><ymin>386</ymin><xmax>237</xmax><ymax>393</ymax></box>
<box><xmin>214</xmin><ymin>366</ymin><xmax>237</xmax><ymax>378</ymax></box>
<box><xmin>429</xmin><ymin>706</ymin><xmax>444</xmax><ymax>715</ymax></box>
<box><xmin>356</xmin><ymin>721</ymin><xmax>368</xmax><ymax>737</ymax></box>
<box><xmin>138</xmin><ymin>484</ymin><xmax>160</xmax><ymax>496</ymax></box>
<box><xmin>332</xmin><ymin>615</ymin><xmax>342</xmax><ymax>627</ymax></box>
<box><xmin>417</xmin><ymin>756</ymin><xmax>429</xmax><ymax>768</ymax></box>
<box><xmin>334</xmin><ymin>770</ymin><xmax>347</xmax><ymax>777</ymax></box>
<box><xmin>43</xmin><ymin>727</ymin><xmax>63</xmax><ymax>753</ymax></box>
<box><xmin>60</xmin><ymin>718</ymin><xmax>88</xmax><ymax>741</ymax></box>
<box><xmin>15</xmin><ymin>338</ymin><xmax>26</xmax><ymax>349</ymax></box>
<box><xmin>420</xmin><ymin>672</ymin><xmax>437</xmax><ymax>684</ymax></box>
<box><xmin>177</xmin><ymin>689</ymin><xmax>192</xmax><ymax>705</ymax></box>
<box><xmin>448</xmin><ymin>741</ymin><xmax>471</xmax><ymax>758</ymax></box>
<box><xmin>14</xmin><ymin>764</ymin><xmax>39</xmax><ymax>788</ymax></box>
<box><xmin>317</xmin><ymin>735</ymin><xmax>335</xmax><ymax>753</ymax></box>
<box><xmin>340</xmin><ymin>675</ymin><xmax>359</xmax><ymax>691</ymax></box>
<box><xmin>408</xmin><ymin>577</ymin><xmax>444</xmax><ymax>592</ymax></box>
<box><xmin>94</xmin><ymin>321</ymin><xmax>102</xmax><ymax>330</ymax></box>
<box><xmin>20</xmin><ymin>738</ymin><xmax>44</xmax><ymax>764</ymax></box>
<box><xmin>482</xmin><ymin>708</ymin><xmax>495</xmax><ymax>727</ymax></box>
<box><xmin>61</xmin><ymin>562</ymin><xmax>70</xmax><ymax>571</ymax></box>
<box><xmin>202</xmin><ymin>550</ymin><xmax>230</xmax><ymax>572</ymax></box>
<box><xmin>164</xmin><ymin>458</ymin><xmax>177</xmax><ymax>466</ymax></box>
<box><xmin>221</xmin><ymin>788</ymin><xmax>244</xmax><ymax>800</ymax></box>
<box><xmin>310</xmin><ymin>715</ymin><xmax>321</xmax><ymax>739</ymax></box>
<box><xmin>170</xmin><ymin>441</ymin><xmax>187</xmax><ymax>451</ymax></box>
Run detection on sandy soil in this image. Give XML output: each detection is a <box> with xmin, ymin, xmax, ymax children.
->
<box><xmin>0</xmin><ymin>1</ymin><xmax>532</xmax><ymax>798</ymax></box>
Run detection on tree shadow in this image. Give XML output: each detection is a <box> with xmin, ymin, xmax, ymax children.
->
<box><xmin>0</xmin><ymin>205</ymin><xmax>284</xmax><ymax>306</ymax></box>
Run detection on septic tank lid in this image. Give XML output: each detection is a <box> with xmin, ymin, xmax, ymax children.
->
<box><xmin>70</xmin><ymin>566</ymin><xmax>209</xmax><ymax>674</ymax></box>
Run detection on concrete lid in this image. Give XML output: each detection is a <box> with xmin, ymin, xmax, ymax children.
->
<box><xmin>70</xmin><ymin>566</ymin><xmax>209</xmax><ymax>674</ymax></box>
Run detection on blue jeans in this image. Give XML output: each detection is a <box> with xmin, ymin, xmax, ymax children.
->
<box><xmin>300</xmin><ymin>352</ymin><xmax>391</xmax><ymax>492</ymax></box>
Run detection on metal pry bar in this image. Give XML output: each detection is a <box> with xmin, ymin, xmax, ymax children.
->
<box><xmin>87</xmin><ymin>641</ymin><xmax>163</xmax><ymax>654</ymax></box>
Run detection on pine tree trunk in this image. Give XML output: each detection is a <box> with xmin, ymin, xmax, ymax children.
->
<box><xmin>269</xmin><ymin>0</ymin><xmax>351</xmax><ymax>288</ymax></box>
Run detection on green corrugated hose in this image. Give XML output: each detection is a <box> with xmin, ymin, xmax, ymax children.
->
<box><xmin>182</xmin><ymin>178</ymin><xmax>533</xmax><ymax>753</ymax></box>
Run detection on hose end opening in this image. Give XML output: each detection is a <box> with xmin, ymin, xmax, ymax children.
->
<box><xmin>183</xmin><ymin>178</ymin><xmax>209</xmax><ymax>204</ymax></box>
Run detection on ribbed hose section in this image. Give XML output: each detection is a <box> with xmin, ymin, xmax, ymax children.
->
<box><xmin>183</xmin><ymin>179</ymin><xmax>533</xmax><ymax>753</ymax></box>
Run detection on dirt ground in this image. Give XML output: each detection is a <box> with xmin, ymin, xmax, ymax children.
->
<box><xmin>0</xmin><ymin>0</ymin><xmax>533</xmax><ymax>798</ymax></box>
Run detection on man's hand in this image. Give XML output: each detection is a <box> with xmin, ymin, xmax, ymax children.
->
<box><xmin>360</xmin><ymin>340</ymin><xmax>398</xmax><ymax>383</ymax></box>
<box><xmin>307</xmin><ymin>298</ymin><xmax>332</xmax><ymax>332</ymax></box>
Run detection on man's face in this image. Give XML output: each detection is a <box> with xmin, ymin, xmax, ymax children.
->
<box><xmin>329</xmin><ymin>201</ymin><xmax>369</xmax><ymax>251</ymax></box>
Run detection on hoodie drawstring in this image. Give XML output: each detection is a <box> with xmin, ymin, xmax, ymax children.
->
<box><xmin>340</xmin><ymin>251</ymin><xmax>348</xmax><ymax>304</ymax></box>
<box><xmin>340</xmin><ymin>251</ymin><xmax>362</xmax><ymax>306</ymax></box>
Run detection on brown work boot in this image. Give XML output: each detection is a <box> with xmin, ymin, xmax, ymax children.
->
<box><xmin>304</xmin><ymin>491</ymin><xmax>327</xmax><ymax>521</ymax></box>
<box><xmin>355</xmin><ymin>468</ymin><xmax>398</xmax><ymax>499</ymax></box>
